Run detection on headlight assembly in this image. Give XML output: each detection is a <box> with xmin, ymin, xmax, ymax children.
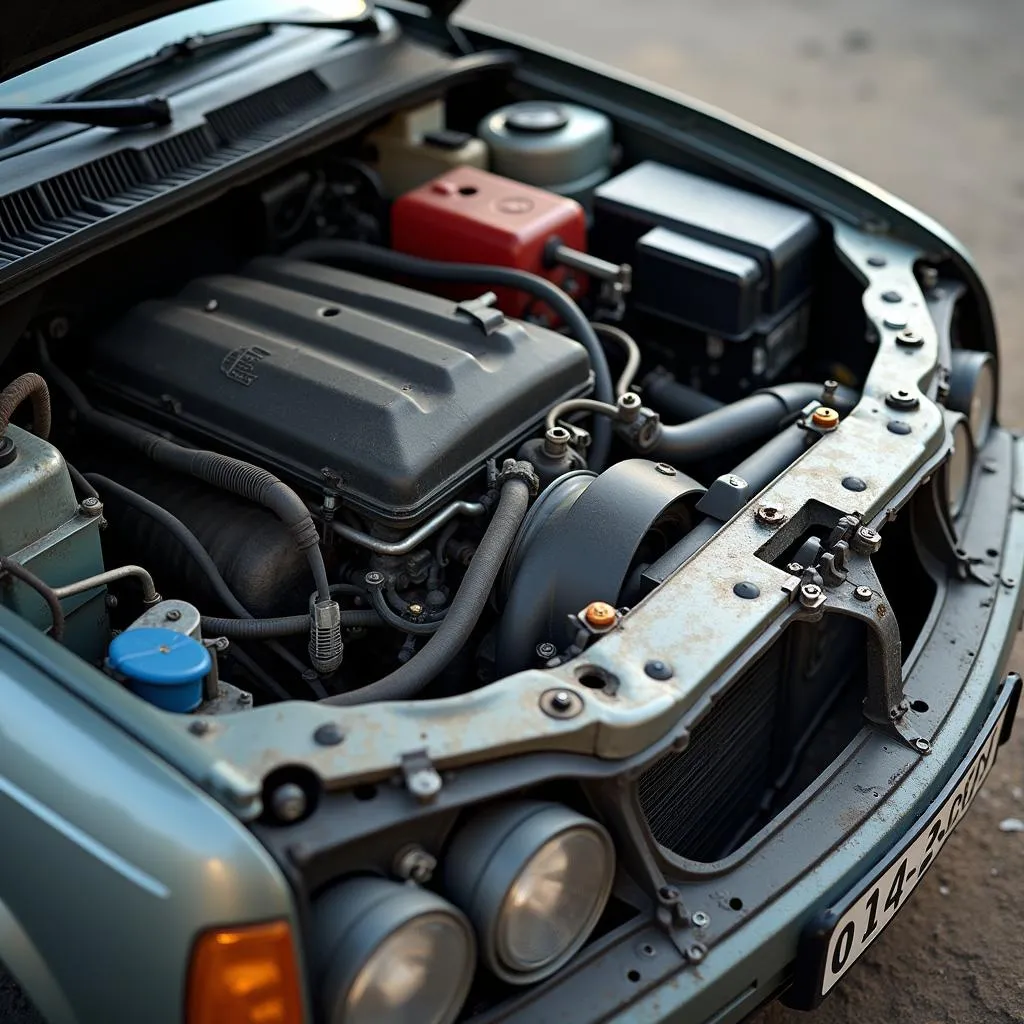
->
<box><xmin>312</xmin><ymin>878</ymin><xmax>475</xmax><ymax>1024</ymax></box>
<box><xmin>444</xmin><ymin>801</ymin><xmax>615</xmax><ymax>984</ymax></box>
<box><xmin>948</xmin><ymin>349</ymin><xmax>996</xmax><ymax>448</ymax></box>
<box><xmin>944</xmin><ymin>413</ymin><xmax>974</xmax><ymax>519</ymax></box>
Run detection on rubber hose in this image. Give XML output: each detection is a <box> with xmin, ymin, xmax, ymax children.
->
<box><xmin>285</xmin><ymin>240</ymin><xmax>615</xmax><ymax>470</ymax></box>
<box><xmin>730</xmin><ymin>423</ymin><xmax>813</xmax><ymax>495</ymax></box>
<box><xmin>642</xmin><ymin>371</ymin><xmax>724</xmax><ymax>421</ymax></box>
<box><xmin>0</xmin><ymin>557</ymin><xmax>64</xmax><ymax>642</ymax></box>
<box><xmin>40</xmin><ymin>342</ymin><xmax>330</xmax><ymax>602</ymax></box>
<box><xmin>652</xmin><ymin>382</ymin><xmax>856</xmax><ymax>463</ymax></box>
<box><xmin>367</xmin><ymin>585</ymin><xmax>442</xmax><ymax>636</ymax></box>
<box><xmin>85</xmin><ymin>474</ymin><xmax>251</xmax><ymax>619</ymax></box>
<box><xmin>322</xmin><ymin>477</ymin><xmax>531</xmax><ymax>706</ymax></box>
<box><xmin>200</xmin><ymin>609</ymin><xmax>382</xmax><ymax>639</ymax></box>
<box><xmin>66</xmin><ymin>462</ymin><xmax>100</xmax><ymax>502</ymax></box>
<box><xmin>0</xmin><ymin>372</ymin><xmax>51</xmax><ymax>439</ymax></box>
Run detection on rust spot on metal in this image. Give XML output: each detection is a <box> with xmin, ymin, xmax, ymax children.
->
<box><xmin>876</xmin><ymin>603</ymin><xmax>888</xmax><ymax>618</ymax></box>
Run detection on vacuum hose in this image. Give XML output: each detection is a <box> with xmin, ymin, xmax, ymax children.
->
<box><xmin>322</xmin><ymin>473</ymin><xmax>532</xmax><ymax>706</ymax></box>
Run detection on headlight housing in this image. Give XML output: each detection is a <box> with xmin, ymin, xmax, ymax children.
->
<box><xmin>312</xmin><ymin>877</ymin><xmax>475</xmax><ymax>1024</ymax></box>
<box><xmin>944</xmin><ymin>412</ymin><xmax>974</xmax><ymax>519</ymax></box>
<box><xmin>948</xmin><ymin>349</ymin><xmax>996</xmax><ymax>448</ymax></box>
<box><xmin>444</xmin><ymin>801</ymin><xmax>615</xmax><ymax>984</ymax></box>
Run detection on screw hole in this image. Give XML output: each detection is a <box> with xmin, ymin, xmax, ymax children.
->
<box><xmin>575</xmin><ymin>666</ymin><xmax>618</xmax><ymax>693</ymax></box>
<box><xmin>911</xmin><ymin>699</ymin><xmax>929</xmax><ymax>713</ymax></box>
<box><xmin>987</xmin><ymin>548</ymin><xmax>999</xmax><ymax>558</ymax></box>
<box><xmin>353</xmin><ymin>784</ymin><xmax>377</xmax><ymax>802</ymax></box>
<box><xmin>641</xmin><ymin>944</ymin><xmax>655</xmax><ymax>957</ymax></box>
<box><xmin>627</xmin><ymin>970</ymin><xmax>641</xmax><ymax>984</ymax></box>
<box><xmin>458</xmin><ymin>185</ymin><xmax>478</xmax><ymax>196</ymax></box>
<box><xmin>729</xmin><ymin>897</ymin><xmax>744</xmax><ymax>911</ymax></box>
<box><xmin>319</xmin><ymin>306</ymin><xmax>341</xmax><ymax>318</ymax></box>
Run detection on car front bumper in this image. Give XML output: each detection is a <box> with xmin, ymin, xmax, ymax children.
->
<box><xmin>477</xmin><ymin>427</ymin><xmax>1024</xmax><ymax>1024</ymax></box>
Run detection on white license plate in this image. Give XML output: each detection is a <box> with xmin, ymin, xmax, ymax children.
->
<box><xmin>820</xmin><ymin>697</ymin><xmax>1014</xmax><ymax>996</ymax></box>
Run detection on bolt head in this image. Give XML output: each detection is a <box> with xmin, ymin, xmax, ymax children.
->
<box><xmin>584</xmin><ymin>601</ymin><xmax>617</xmax><ymax>629</ymax></box>
<box><xmin>896</xmin><ymin>328</ymin><xmax>924</xmax><ymax>348</ymax></box>
<box><xmin>692</xmin><ymin>911</ymin><xmax>710</xmax><ymax>928</ymax></box>
<box><xmin>786</xmin><ymin>562</ymin><xmax>804</xmax><ymax>575</ymax></box>
<box><xmin>686</xmin><ymin>943</ymin><xmax>707</xmax><ymax>963</ymax></box>
<box><xmin>541</xmin><ymin>688</ymin><xmax>583</xmax><ymax>719</ymax></box>
<box><xmin>188</xmin><ymin>719</ymin><xmax>210</xmax><ymax>736</ymax></box>
<box><xmin>270</xmin><ymin>782</ymin><xmax>307</xmax><ymax>823</ymax></box>
<box><xmin>755</xmin><ymin>504</ymin><xmax>786</xmax><ymax>527</ymax></box>
<box><xmin>364</xmin><ymin>571</ymin><xmax>385</xmax><ymax>587</ymax></box>
<box><xmin>733</xmin><ymin>581</ymin><xmax>761</xmax><ymax>600</ymax></box>
<box><xmin>881</xmin><ymin>290</ymin><xmax>903</xmax><ymax>304</ymax></box>
<box><xmin>658</xmin><ymin>886</ymin><xmax>679</xmax><ymax>901</ymax></box>
<box><xmin>239</xmin><ymin>691</ymin><xmax>253</xmax><ymax>705</ymax></box>
<box><xmin>644</xmin><ymin>659</ymin><xmax>673</xmax><ymax>680</ymax></box>
<box><xmin>654</xmin><ymin>462</ymin><xmax>676</xmax><ymax>476</ymax></box>
<box><xmin>811</xmin><ymin>406</ymin><xmax>839</xmax><ymax>430</ymax></box>
<box><xmin>914</xmin><ymin>738</ymin><xmax>932</xmax><ymax>754</ymax></box>
<box><xmin>535</xmin><ymin>642</ymin><xmax>558</xmax><ymax>661</ymax></box>
<box><xmin>855</xmin><ymin>585</ymin><xmax>873</xmax><ymax>602</ymax></box>
<box><xmin>313</xmin><ymin>722</ymin><xmax>344</xmax><ymax>746</ymax></box>
<box><xmin>165</xmin><ymin>608</ymin><xmax>182</xmax><ymax>622</ymax></box>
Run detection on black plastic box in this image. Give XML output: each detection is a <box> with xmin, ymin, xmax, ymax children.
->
<box><xmin>633</xmin><ymin>227</ymin><xmax>763</xmax><ymax>337</ymax></box>
<box><xmin>593</xmin><ymin>161</ymin><xmax>819</xmax><ymax>317</ymax></box>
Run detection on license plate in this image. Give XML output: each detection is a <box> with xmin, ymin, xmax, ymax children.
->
<box><xmin>789</xmin><ymin>676</ymin><xmax>1020</xmax><ymax>1008</ymax></box>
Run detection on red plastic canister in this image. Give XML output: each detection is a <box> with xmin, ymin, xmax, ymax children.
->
<box><xmin>391</xmin><ymin>166</ymin><xmax>587</xmax><ymax>317</ymax></box>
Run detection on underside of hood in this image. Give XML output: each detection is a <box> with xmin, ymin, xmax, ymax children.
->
<box><xmin>1</xmin><ymin>0</ymin><xmax>459</xmax><ymax>84</ymax></box>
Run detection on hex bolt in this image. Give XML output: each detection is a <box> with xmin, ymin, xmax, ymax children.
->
<box><xmin>408</xmin><ymin>603</ymin><xmax>424</xmax><ymax>616</ymax></box>
<box><xmin>79</xmin><ymin>496</ymin><xmax>103</xmax><ymax>516</ymax></box>
<box><xmin>313</xmin><ymin>722</ymin><xmax>344</xmax><ymax>747</ymax></box>
<box><xmin>786</xmin><ymin>562</ymin><xmax>805</xmax><ymax>575</ymax></box>
<box><xmin>854</xmin><ymin>586</ymin><xmax>873</xmax><ymax>602</ymax></box>
<box><xmin>364</xmin><ymin>570</ymin><xmax>386</xmax><ymax>587</ymax></box>
<box><xmin>886</xmin><ymin>388</ymin><xmax>920</xmax><ymax>411</ymax></box>
<box><xmin>852</xmin><ymin>526</ymin><xmax>882</xmax><ymax>554</ymax></box>
<box><xmin>408</xmin><ymin>767</ymin><xmax>442</xmax><ymax>802</ymax></box>
<box><xmin>536</xmin><ymin>641</ymin><xmax>558</xmax><ymax>661</ymax></box>
<box><xmin>799</xmin><ymin>583</ymin><xmax>823</xmax><ymax>607</ymax></box>
<box><xmin>914</xmin><ymin>738</ymin><xmax>932</xmax><ymax>755</ymax></box>
<box><xmin>686</xmin><ymin>943</ymin><xmax>707</xmax><ymax>964</ymax></box>
<box><xmin>540</xmin><ymin>688</ymin><xmax>583</xmax><ymax>719</ymax></box>
<box><xmin>692</xmin><ymin>911</ymin><xmax>710</xmax><ymax>928</ymax></box>
<box><xmin>394</xmin><ymin>845</ymin><xmax>437</xmax><ymax>884</ymax></box>
<box><xmin>270</xmin><ymin>782</ymin><xmax>307</xmax><ymax>823</ymax></box>
<box><xmin>755</xmin><ymin>505</ymin><xmax>786</xmax><ymax>527</ymax></box>
<box><xmin>644</xmin><ymin>659</ymin><xmax>673</xmax><ymax>680</ymax></box>
<box><xmin>655</xmin><ymin>462</ymin><xmax>676</xmax><ymax>476</ymax></box>
<box><xmin>896</xmin><ymin>328</ymin><xmax>924</xmax><ymax>348</ymax></box>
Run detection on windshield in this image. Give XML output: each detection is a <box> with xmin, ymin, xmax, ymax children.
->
<box><xmin>0</xmin><ymin>0</ymin><xmax>366</xmax><ymax>104</ymax></box>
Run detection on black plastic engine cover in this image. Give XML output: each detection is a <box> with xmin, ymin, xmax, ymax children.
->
<box><xmin>86</xmin><ymin>256</ymin><xmax>590</xmax><ymax>523</ymax></box>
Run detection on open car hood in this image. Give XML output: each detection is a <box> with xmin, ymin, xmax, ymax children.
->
<box><xmin>0</xmin><ymin>0</ymin><xmax>428</xmax><ymax>84</ymax></box>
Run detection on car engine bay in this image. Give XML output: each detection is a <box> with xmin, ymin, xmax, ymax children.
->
<box><xmin>0</xmin><ymin>77</ymin><xmax>986</xmax><ymax>742</ymax></box>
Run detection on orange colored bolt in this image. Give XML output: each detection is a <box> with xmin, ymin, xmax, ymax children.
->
<box><xmin>584</xmin><ymin>601</ymin><xmax>618</xmax><ymax>629</ymax></box>
<box><xmin>811</xmin><ymin>406</ymin><xmax>840</xmax><ymax>429</ymax></box>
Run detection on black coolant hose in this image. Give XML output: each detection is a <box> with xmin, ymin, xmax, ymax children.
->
<box><xmin>284</xmin><ymin>239</ymin><xmax>616</xmax><ymax>470</ymax></box>
<box><xmin>642</xmin><ymin>369</ymin><xmax>725</xmax><ymax>421</ymax></box>
<box><xmin>41</xmin><ymin>341</ymin><xmax>331</xmax><ymax>603</ymax></box>
<box><xmin>85</xmin><ymin>475</ymin><xmax>383</xmax><ymax>640</ymax></box>
<box><xmin>321</xmin><ymin>475</ymin><xmax>532</xmax><ymax>706</ymax></box>
<box><xmin>651</xmin><ymin>381</ymin><xmax>857</xmax><ymax>464</ymax></box>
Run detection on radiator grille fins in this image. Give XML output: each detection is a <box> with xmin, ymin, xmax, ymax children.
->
<box><xmin>0</xmin><ymin>72</ymin><xmax>328</xmax><ymax>269</ymax></box>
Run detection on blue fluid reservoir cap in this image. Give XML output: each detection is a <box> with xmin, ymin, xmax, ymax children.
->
<box><xmin>108</xmin><ymin>627</ymin><xmax>210</xmax><ymax>713</ymax></box>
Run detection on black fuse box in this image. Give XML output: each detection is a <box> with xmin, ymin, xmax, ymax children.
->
<box><xmin>593</xmin><ymin>161</ymin><xmax>819</xmax><ymax>323</ymax></box>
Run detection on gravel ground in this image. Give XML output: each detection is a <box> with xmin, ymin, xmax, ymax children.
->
<box><xmin>4</xmin><ymin>2</ymin><xmax>1024</xmax><ymax>1020</ymax></box>
<box><xmin>464</xmin><ymin>2</ymin><xmax>1024</xmax><ymax>1021</ymax></box>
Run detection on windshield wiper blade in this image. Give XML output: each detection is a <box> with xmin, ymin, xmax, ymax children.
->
<box><xmin>0</xmin><ymin>95</ymin><xmax>171</xmax><ymax>129</ymax></box>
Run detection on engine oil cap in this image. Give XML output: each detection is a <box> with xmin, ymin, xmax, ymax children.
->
<box><xmin>107</xmin><ymin>627</ymin><xmax>209</xmax><ymax>713</ymax></box>
<box><xmin>505</xmin><ymin>103</ymin><xmax>570</xmax><ymax>134</ymax></box>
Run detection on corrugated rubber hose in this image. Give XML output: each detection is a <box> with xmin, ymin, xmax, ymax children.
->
<box><xmin>40</xmin><ymin>340</ymin><xmax>331</xmax><ymax>603</ymax></box>
<box><xmin>0</xmin><ymin>372</ymin><xmax>51</xmax><ymax>439</ymax></box>
<box><xmin>321</xmin><ymin>474</ymin><xmax>531</xmax><ymax>706</ymax></box>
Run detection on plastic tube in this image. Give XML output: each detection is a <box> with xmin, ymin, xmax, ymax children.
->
<box><xmin>284</xmin><ymin>239</ymin><xmax>615</xmax><ymax>469</ymax></box>
<box><xmin>321</xmin><ymin>474</ymin><xmax>531</xmax><ymax>706</ymax></box>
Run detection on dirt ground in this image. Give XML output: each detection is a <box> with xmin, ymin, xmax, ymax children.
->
<box><xmin>466</xmin><ymin>1</ymin><xmax>1024</xmax><ymax>1020</ymax></box>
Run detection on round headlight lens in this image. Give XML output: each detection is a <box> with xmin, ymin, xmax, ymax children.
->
<box><xmin>313</xmin><ymin>878</ymin><xmax>475</xmax><ymax>1024</ymax></box>
<box><xmin>945</xmin><ymin>415</ymin><xmax>973</xmax><ymax>519</ymax></box>
<box><xmin>948</xmin><ymin>349</ymin><xmax>996</xmax><ymax>448</ymax></box>
<box><xmin>498</xmin><ymin>826</ymin><xmax>613</xmax><ymax>970</ymax></box>
<box><xmin>444</xmin><ymin>802</ymin><xmax>615</xmax><ymax>984</ymax></box>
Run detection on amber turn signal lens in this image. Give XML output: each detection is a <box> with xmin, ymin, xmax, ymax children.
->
<box><xmin>187</xmin><ymin>920</ymin><xmax>303</xmax><ymax>1024</ymax></box>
